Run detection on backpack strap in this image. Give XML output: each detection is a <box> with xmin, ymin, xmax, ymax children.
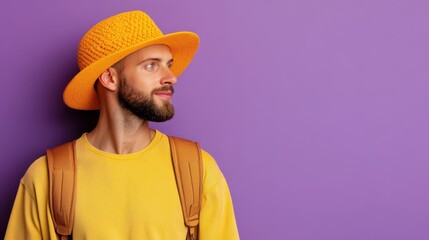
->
<box><xmin>46</xmin><ymin>141</ymin><xmax>76</xmax><ymax>240</ymax></box>
<box><xmin>168</xmin><ymin>136</ymin><xmax>203</xmax><ymax>240</ymax></box>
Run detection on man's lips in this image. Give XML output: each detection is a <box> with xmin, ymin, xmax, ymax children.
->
<box><xmin>154</xmin><ymin>90</ymin><xmax>174</xmax><ymax>99</ymax></box>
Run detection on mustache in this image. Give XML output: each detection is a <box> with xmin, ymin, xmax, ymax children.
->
<box><xmin>152</xmin><ymin>86</ymin><xmax>175</xmax><ymax>94</ymax></box>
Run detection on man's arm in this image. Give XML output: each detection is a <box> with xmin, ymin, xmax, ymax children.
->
<box><xmin>5</xmin><ymin>182</ymin><xmax>43</xmax><ymax>239</ymax></box>
<box><xmin>199</xmin><ymin>151</ymin><xmax>240</xmax><ymax>240</ymax></box>
<box><xmin>5</xmin><ymin>157</ymin><xmax>56</xmax><ymax>240</ymax></box>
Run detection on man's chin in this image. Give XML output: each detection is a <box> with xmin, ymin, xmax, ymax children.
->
<box><xmin>147</xmin><ymin>105</ymin><xmax>175</xmax><ymax>122</ymax></box>
<box><xmin>147</xmin><ymin>113</ymin><xmax>174</xmax><ymax>122</ymax></box>
<box><xmin>154</xmin><ymin>97</ymin><xmax>173</xmax><ymax>106</ymax></box>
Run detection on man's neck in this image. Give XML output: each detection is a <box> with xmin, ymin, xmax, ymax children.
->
<box><xmin>86</xmin><ymin>109</ymin><xmax>155</xmax><ymax>154</ymax></box>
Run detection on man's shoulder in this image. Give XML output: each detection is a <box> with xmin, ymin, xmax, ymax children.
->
<box><xmin>157</xmin><ymin>132</ymin><xmax>226</xmax><ymax>189</ymax></box>
<box><xmin>165</xmin><ymin>134</ymin><xmax>221</xmax><ymax>174</ymax></box>
<box><xmin>20</xmin><ymin>155</ymin><xmax>49</xmax><ymax>198</ymax></box>
<box><xmin>20</xmin><ymin>137</ymin><xmax>82</xmax><ymax>197</ymax></box>
<box><xmin>200</xmin><ymin>149</ymin><xmax>219</xmax><ymax>171</ymax></box>
<box><xmin>200</xmin><ymin>149</ymin><xmax>227</xmax><ymax>191</ymax></box>
<box><xmin>22</xmin><ymin>156</ymin><xmax>48</xmax><ymax>181</ymax></box>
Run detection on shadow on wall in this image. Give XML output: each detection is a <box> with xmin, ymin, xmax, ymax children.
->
<box><xmin>1</xmin><ymin>110</ymin><xmax>99</xmax><ymax>237</ymax></box>
<box><xmin>1</xmin><ymin>109</ymin><xmax>99</xmax><ymax>237</ymax></box>
<box><xmin>0</xmin><ymin>39</ymin><xmax>100</xmax><ymax>236</ymax></box>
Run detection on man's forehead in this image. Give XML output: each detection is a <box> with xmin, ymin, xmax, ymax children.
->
<box><xmin>129</xmin><ymin>44</ymin><xmax>173</xmax><ymax>60</ymax></box>
<box><xmin>111</xmin><ymin>44</ymin><xmax>173</xmax><ymax>70</ymax></box>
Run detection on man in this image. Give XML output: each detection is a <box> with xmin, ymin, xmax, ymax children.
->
<box><xmin>5</xmin><ymin>10</ymin><xmax>239</xmax><ymax>239</ymax></box>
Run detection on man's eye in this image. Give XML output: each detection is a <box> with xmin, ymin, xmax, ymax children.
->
<box><xmin>145</xmin><ymin>62</ymin><xmax>157</xmax><ymax>71</ymax></box>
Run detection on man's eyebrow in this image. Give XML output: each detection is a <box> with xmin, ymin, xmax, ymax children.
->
<box><xmin>139</xmin><ymin>58</ymin><xmax>160</xmax><ymax>64</ymax></box>
<box><xmin>139</xmin><ymin>58</ymin><xmax>174</xmax><ymax>63</ymax></box>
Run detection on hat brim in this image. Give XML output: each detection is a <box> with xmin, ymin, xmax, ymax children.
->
<box><xmin>63</xmin><ymin>31</ymin><xmax>199</xmax><ymax>110</ymax></box>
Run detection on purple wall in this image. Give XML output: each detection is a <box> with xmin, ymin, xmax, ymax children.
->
<box><xmin>2</xmin><ymin>0</ymin><xmax>429</xmax><ymax>239</ymax></box>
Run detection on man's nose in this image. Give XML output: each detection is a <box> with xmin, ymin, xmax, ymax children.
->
<box><xmin>160</xmin><ymin>67</ymin><xmax>177</xmax><ymax>85</ymax></box>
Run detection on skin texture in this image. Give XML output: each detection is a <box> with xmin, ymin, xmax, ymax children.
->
<box><xmin>87</xmin><ymin>44</ymin><xmax>177</xmax><ymax>154</ymax></box>
<box><xmin>117</xmin><ymin>65</ymin><xmax>175</xmax><ymax>123</ymax></box>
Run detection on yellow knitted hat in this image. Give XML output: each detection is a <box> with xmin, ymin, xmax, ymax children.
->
<box><xmin>63</xmin><ymin>10</ymin><xmax>200</xmax><ymax>110</ymax></box>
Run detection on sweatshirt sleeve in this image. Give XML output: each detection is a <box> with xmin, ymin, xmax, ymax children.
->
<box><xmin>5</xmin><ymin>157</ymin><xmax>57</xmax><ymax>240</ymax></box>
<box><xmin>5</xmin><ymin>182</ymin><xmax>43</xmax><ymax>240</ymax></box>
<box><xmin>199</xmin><ymin>151</ymin><xmax>240</xmax><ymax>240</ymax></box>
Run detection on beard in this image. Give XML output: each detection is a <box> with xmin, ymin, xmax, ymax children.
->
<box><xmin>118</xmin><ymin>77</ymin><xmax>175</xmax><ymax>122</ymax></box>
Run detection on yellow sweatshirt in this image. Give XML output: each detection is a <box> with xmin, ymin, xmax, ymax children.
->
<box><xmin>5</xmin><ymin>130</ymin><xmax>239</xmax><ymax>239</ymax></box>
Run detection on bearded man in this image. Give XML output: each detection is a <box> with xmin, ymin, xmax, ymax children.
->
<box><xmin>5</xmin><ymin>10</ymin><xmax>239</xmax><ymax>240</ymax></box>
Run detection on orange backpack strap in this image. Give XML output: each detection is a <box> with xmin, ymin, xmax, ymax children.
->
<box><xmin>168</xmin><ymin>136</ymin><xmax>204</xmax><ymax>240</ymax></box>
<box><xmin>46</xmin><ymin>141</ymin><xmax>77</xmax><ymax>240</ymax></box>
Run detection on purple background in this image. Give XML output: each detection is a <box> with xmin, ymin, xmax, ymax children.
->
<box><xmin>1</xmin><ymin>0</ymin><xmax>429</xmax><ymax>239</ymax></box>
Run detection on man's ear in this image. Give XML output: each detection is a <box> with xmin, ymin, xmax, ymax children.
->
<box><xmin>98</xmin><ymin>67</ymin><xmax>120</xmax><ymax>91</ymax></box>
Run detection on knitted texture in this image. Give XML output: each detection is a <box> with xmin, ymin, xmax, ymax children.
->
<box><xmin>77</xmin><ymin>11</ymin><xmax>163</xmax><ymax>70</ymax></box>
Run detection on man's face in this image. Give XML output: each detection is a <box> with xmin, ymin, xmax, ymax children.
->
<box><xmin>116</xmin><ymin>44</ymin><xmax>177</xmax><ymax>122</ymax></box>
